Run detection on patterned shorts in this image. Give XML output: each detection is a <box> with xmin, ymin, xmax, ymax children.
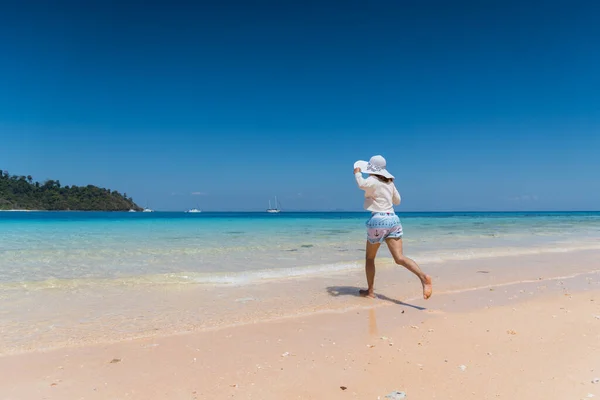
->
<box><xmin>366</xmin><ymin>212</ymin><xmax>403</xmax><ymax>244</ymax></box>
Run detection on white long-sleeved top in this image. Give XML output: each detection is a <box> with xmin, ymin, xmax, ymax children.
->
<box><xmin>355</xmin><ymin>172</ymin><xmax>401</xmax><ymax>213</ymax></box>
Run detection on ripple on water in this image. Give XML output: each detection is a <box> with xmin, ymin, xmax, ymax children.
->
<box><xmin>323</xmin><ymin>229</ymin><xmax>352</xmax><ymax>234</ymax></box>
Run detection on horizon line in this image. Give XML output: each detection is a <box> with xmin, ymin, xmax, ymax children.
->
<box><xmin>35</xmin><ymin>209</ymin><xmax>600</xmax><ymax>213</ymax></box>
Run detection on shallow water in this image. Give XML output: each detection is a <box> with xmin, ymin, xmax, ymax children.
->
<box><xmin>1</xmin><ymin>211</ymin><xmax>599</xmax><ymax>286</ymax></box>
<box><xmin>1</xmin><ymin>211</ymin><xmax>600</xmax><ymax>353</ymax></box>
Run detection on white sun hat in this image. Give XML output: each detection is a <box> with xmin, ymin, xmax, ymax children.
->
<box><xmin>354</xmin><ymin>155</ymin><xmax>394</xmax><ymax>179</ymax></box>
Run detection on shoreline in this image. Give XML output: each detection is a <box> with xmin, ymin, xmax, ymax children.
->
<box><xmin>1</xmin><ymin>270</ymin><xmax>598</xmax><ymax>399</ymax></box>
<box><xmin>1</xmin><ymin>249</ymin><xmax>599</xmax><ymax>357</ymax></box>
<box><xmin>0</xmin><ymin>209</ymin><xmax>135</xmax><ymax>212</ymax></box>
<box><xmin>1</xmin><ymin>242</ymin><xmax>599</xmax><ymax>289</ymax></box>
<box><xmin>0</xmin><ymin>209</ymin><xmax>41</xmax><ymax>212</ymax></box>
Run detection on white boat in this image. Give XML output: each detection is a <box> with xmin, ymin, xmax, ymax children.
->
<box><xmin>266</xmin><ymin>197</ymin><xmax>281</xmax><ymax>213</ymax></box>
<box><xmin>128</xmin><ymin>209</ymin><xmax>137</xmax><ymax>213</ymax></box>
<box><xmin>185</xmin><ymin>208</ymin><xmax>201</xmax><ymax>213</ymax></box>
<box><xmin>142</xmin><ymin>208</ymin><xmax>154</xmax><ymax>213</ymax></box>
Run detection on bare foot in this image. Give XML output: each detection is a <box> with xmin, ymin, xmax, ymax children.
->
<box><xmin>422</xmin><ymin>275</ymin><xmax>433</xmax><ymax>299</ymax></box>
<box><xmin>359</xmin><ymin>289</ymin><xmax>376</xmax><ymax>299</ymax></box>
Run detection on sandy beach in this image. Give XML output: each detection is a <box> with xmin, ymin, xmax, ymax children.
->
<box><xmin>2</xmin><ymin>0</ymin><xmax>599</xmax><ymax>397</ymax></box>
<box><xmin>1</xmin><ymin>253</ymin><xmax>598</xmax><ymax>399</ymax></box>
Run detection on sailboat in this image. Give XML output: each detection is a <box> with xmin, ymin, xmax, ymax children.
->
<box><xmin>266</xmin><ymin>196</ymin><xmax>281</xmax><ymax>213</ymax></box>
<box><xmin>142</xmin><ymin>201</ymin><xmax>154</xmax><ymax>212</ymax></box>
<box><xmin>185</xmin><ymin>204</ymin><xmax>201</xmax><ymax>213</ymax></box>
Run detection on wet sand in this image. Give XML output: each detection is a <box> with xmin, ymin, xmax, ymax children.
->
<box><xmin>2</xmin><ymin>249</ymin><xmax>600</xmax><ymax>356</ymax></box>
<box><xmin>1</xmin><ymin>265</ymin><xmax>598</xmax><ymax>399</ymax></box>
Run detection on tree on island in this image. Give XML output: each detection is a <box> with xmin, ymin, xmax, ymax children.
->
<box><xmin>0</xmin><ymin>171</ymin><xmax>142</xmax><ymax>211</ymax></box>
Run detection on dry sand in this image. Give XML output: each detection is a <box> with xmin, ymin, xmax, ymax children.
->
<box><xmin>1</xmin><ymin>270</ymin><xmax>598</xmax><ymax>400</ymax></box>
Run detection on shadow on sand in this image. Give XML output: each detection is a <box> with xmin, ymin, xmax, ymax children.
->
<box><xmin>326</xmin><ymin>286</ymin><xmax>426</xmax><ymax>311</ymax></box>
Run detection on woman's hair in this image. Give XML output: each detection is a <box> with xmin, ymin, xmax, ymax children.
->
<box><xmin>371</xmin><ymin>174</ymin><xmax>394</xmax><ymax>183</ymax></box>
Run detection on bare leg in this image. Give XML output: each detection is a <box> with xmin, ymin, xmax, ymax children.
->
<box><xmin>386</xmin><ymin>238</ymin><xmax>432</xmax><ymax>299</ymax></box>
<box><xmin>359</xmin><ymin>240</ymin><xmax>380</xmax><ymax>298</ymax></box>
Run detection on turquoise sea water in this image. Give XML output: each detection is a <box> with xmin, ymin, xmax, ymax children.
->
<box><xmin>1</xmin><ymin>211</ymin><xmax>600</xmax><ymax>354</ymax></box>
<box><xmin>1</xmin><ymin>211</ymin><xmax>599</xmax><ymax>287</ymax></box>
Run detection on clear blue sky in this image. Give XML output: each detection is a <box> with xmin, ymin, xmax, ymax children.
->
<box><xmin>1</xmin><ymin>0</ymin><xmax>598</xmax><ymax>211</ymax></box>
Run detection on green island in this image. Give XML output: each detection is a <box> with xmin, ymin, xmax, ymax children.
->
<box><xmin>0</xmin><ymin>170</ymin><xmax>142</xmax><ymax>211</ymax></box>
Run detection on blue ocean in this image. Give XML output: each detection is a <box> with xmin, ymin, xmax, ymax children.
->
<box><xmin>1</xmin><ymin>211</ymin><xmax>599</xmax><ymax>287</ymax></box>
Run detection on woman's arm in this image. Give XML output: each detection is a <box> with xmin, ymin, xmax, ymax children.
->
<box><xmin>354</xmin><ymin>168</ymin><xmax>373</xmax><ymax>190</ymax></box>
<box><xmin>392</xmin><ymin>185</ymin><xmax>401</xmax><ymax>205</ymax></box>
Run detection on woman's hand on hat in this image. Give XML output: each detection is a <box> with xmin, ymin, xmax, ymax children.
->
<box><xmin>354</xmin><ymin>167</ymin><xmax>361</xmax><ymax>174</ymax></box>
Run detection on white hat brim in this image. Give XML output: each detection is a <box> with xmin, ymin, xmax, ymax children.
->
<box><xmin>354</xmin><ymin>160</ymin><xmax>394</xmax><ymax>179</ymax></box>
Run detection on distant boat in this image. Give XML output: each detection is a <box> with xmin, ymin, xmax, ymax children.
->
<box><xmin>128</xmin><ymin>209</ymin><xmax>137</xmax><ymax>213</ymax></box>
<box><xmin>185</xmin><ymin>208</ymin><xmax>201</xmax><ymax>213</ymax></box>
<box><xmin>142</xmin><ymin>208</ymin><xmax>154</xmax><ymax>213</ymax></box>
<box><xmin>266</xmin><ymin>197</ymin><xmax>281</xmax><ymax>213</ymax></box>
